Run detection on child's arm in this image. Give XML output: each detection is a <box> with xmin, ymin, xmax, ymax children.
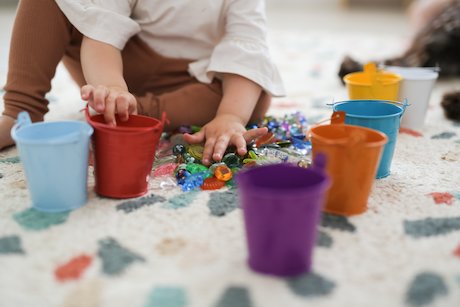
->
<box><xmin>80</xmin><ymin>36</ymin><xmax>136</xmax><ymax>126</ymax></box>
<box><xmin>184</xmin><ymin>73</ymin><xmax>268</xmax><ymax>165</ymax></box>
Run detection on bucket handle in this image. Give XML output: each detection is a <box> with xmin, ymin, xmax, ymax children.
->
<box><xmin>15</xmin><ymin>112</ymin><xmax>32</xmax><ymax>130</ymax></box>
<box><xmin>11</xmin><ymin>111</ymin><xmax>85</xmax><ymax>144</ymax></box>
<box><xmin>10</xmin><ymin>111</ymin><xmax>32</xmax><ymax>140</ymax></box>
<box><xmin>396</xmin><ymin>98</ymin><xmax>410</xmax><ymax>117</ymax></box>
<box><xmin>305</xmin><ymin>111</ymin><xmax>346</xmax><ymax>141</ymax></box>
<box><xmin>309</xmin><ymin>111</ymin><xmax>346</xmax><ymax>127</ymax></box>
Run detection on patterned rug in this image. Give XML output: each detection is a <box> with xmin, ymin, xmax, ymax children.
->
<box><xmin>1</xmin><ymin>30</ymin><xmax>460</xmax><ymax>307</ymax></box>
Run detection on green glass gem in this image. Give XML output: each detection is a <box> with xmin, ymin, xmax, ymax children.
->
<box><xmin>225</xmin><ymin>179</ymin><xmax>237</xmax><ymax>188</ymax></box>
<box><xmin>186</xmin><ymin>163</ymin><xmax>208</xmax><ymax>174</ymax></box>
<box><xmin>248</xmin><ymin>150</ymin><xmax>258</xmax><ymax>160</ymax></box>
<box><xmin>191</xmin><ymin>125</ymin><xmax>201</xmax><ymax>133</ymax></box>
<box><xmin>222</xmin><ymin>153</ymin><xmax>240</xmax><ymax>168</ymax></box>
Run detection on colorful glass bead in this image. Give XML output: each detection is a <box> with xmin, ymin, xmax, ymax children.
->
<box><xmin>290</xmin><ymin>138</ymin><xmax>312</xmax><ymax>155</ymax></box>
<box><xmin>257</xmin><ymin>148</ymin><xmax>289</xmax><ymax>163</ymax></box>
<box><xmin>209</xmin><ymin>162</ymin><xmax>226</xmax><ymax>175</ymax></box>
<box><xmin>172</xmin><ymin>144</ymin><xmax>186</xmax><ymax>156</ymax></box>
<box><xmin>187</xmin><ymin>144</ymin><xmax>204</xmax><ymax>161</ymax></box>
<box><xmin>175</xmin><ymin>169</ymin><xmax>191</xmax><ymax>184</ymax></box>
<box><xmin>246</xmin><ymin>141</ymin><xmax>256</xmax><ymax>151</ymax></box>
<box><xmin>214</xmin><ymin>165</ymin><xmax>233</xmax><ymax>181</ymax></box>
<box><xmin>201</xmin><ymin>177</ymin><xmax>226</xmax><ymax>190</ymax></box>
<box><xmin>191</xmin><ymin>125</ymin><xmax>201</xmax><ymax>133</ymax></box>
<box><xmin>180</xmin><ymin>172</ymin><xmax>205</xmax><ymax>191</ymax></box>
<box><xmin>297</xmin><ymin>159</ymin><xmax>311</xmax><ymax>168</ymax></box>
<box><xmin>153</xmin><ymin>154</ymin><xmax>177</xmax><ymax>167</ymax></box>
<box><xmin>255</xmin><ymin>132</ymin><xmax>275</xmax><ymax>147</ymax></box>
<box><xmin>259</xmin><ymin>143</ymin><xmax>280</xmax><ymax>149</ymax></box>
<box><xmin>186</xmin><ymin>163</ymin><xmax>208</xmax><ymax>174</ymax></box>
<box><xmin>275</xmin><ymin>140</ymin><xmax>291</xmax><ymax>147</ymax></box>
<box><xmin>177</xmin><ymin>125</ymin><xmax>193</xmax><ymax>134</ymax></box>
<box><xmin>222</xmin><ymin>153</ymin><xmax>240</xmax><ymax>168</ymax></box>
<box><xmin>183</xmin><ymin>153</ymin><xmax>195</xmax><ymax>163</ymax></box>
<box><xmin>152</xmin><ymin>162</ymin><xmax>178</xmax><ymax>177</ymax></box>
<box><xmin>225</xmin><ymin>179</ymin><xmax>237</xmax><ymax>189</ymax></box>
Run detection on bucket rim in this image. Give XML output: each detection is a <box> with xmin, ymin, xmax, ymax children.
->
<box><xmin>383</xmin><ymin>65</ymin><xmax>439</xmax><ymax>81</ymax></box>
<box><xmin>85</xmin><ymin>109</ymin><xmax>163</xmax><ymax>133</ymax></box>
<box><xmin>332</xmin><ymin>99</ymin><xmax>404</xmax><ymax>119</ymax></box>
<box><xmin>236</xmin><ymin>163</ymin><xmax>330</xmax><ymax>197</ymax></box>
<box><xmin>310</xmin><ymin>124</ymin><xmax>388</xmax><ymax>148</ymax></box>
<box><xmin>11</xmin><ymin>120</ymin><xmax>93</xmax><ymax>145</ymax></box>
<box><xmin>343</xmin><ymin>71</ymin><xmax>402</xmax><ymax>86</ymax></box>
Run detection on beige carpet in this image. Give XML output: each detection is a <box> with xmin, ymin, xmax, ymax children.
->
<box><xmin>1</xmin><ymin>29</ymin><xmax>460</xmax><ymax>307</ymax></box>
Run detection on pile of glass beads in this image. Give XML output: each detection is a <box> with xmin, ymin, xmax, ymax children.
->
<box><xmin>151</xmin><ymin>112</ymin><xmax>313</xmax><ymax>192</ymax></box>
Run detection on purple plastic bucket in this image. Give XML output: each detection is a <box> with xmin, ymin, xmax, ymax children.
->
<box><xmin>236</xmin><ymin>158</ymin><xmax>329</xmax><ymax>277</ymax></box>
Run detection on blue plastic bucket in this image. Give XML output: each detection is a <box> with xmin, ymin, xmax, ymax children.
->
<box><xmin>332</xmin><ymin>100</ymin><xmax>406</xmax><ymax>178</ymax></box>
<box><xmin>11</xmin><ymin>112</ymin><xmax>93</xmax><ymax>212</ymax></box>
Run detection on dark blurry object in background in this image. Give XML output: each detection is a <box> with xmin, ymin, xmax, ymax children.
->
<box><xmin>440</xmin><ymin>91</ymin><xmax>460</xmax><ymax>121</ymax></box>
<box><xmin>338</xmin><ymin>56</ymin><xmax>362</xmax><ymax>85</ymax></box>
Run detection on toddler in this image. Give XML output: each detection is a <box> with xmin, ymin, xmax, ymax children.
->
<box><xmin>0</xmin><ymin>0</ymin><xmax>285</xmax><ymax>164</ymax></box>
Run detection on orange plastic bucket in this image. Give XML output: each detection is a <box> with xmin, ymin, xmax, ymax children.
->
<box><xmin>343</xmin><ymin>62</ymin><xmax>402</xmax><ymax>100</ymax></box>
<box><xmin>86</xmin><ymin>108</ymin><xmax>165</xmax><ymax>198</ymax></box>
<box><xmin>310</xmin><ymin>113</ymin><xmax>388</xmax><ymax>215</ymax></box>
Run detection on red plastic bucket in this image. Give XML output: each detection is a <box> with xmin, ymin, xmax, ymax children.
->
<box><xmin>85</xmin><ymin>107</ymin><xmax>165</xmax><ymax>198</ymax></box>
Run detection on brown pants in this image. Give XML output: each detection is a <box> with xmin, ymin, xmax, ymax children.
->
<box><xmin>3</xmin><ymin>0</ymin><xmax>270</xmax><ymax>130</ymax></box>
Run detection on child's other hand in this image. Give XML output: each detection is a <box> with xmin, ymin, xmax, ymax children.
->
<box><xmin>183</xmin><ymin>114</ymin><xmax>268</xmax><ymax>165</ymax></box>
<box><xmin>81</xmin><ymin>85</ymin><xmax>137</xmax><ymax>126</ymax></box>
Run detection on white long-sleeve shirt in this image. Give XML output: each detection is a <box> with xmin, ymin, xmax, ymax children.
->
<box><xmin>55</xmin><ymin>0</ymin><xmax>285</xmax><ymax>96</ymax></box>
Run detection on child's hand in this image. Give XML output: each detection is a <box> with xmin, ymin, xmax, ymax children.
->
<box><xmin>81</xmin><ymin>85</ymin><xmax>137</xmax><ymax>126</ymax></box>
<box><xmin>183</xmin><ymin>114</ymin><xmax>268</xmax><ymax>165</ymax></box>
<box><xmin>0</xmin><ymin>115</ymin><xmax>15</xmax><ymax>150</ymax></box>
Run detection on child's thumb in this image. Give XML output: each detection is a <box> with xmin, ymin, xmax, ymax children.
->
<box><xmin>183</xmin><ymin>130</ymin><xmax>205</xmax><ymax>144</ymax></box>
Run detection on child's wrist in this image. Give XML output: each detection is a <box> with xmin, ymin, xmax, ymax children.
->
<box><xmin>215</xmin><ymin>112</ymin><xmax>247</xmax><ymax>125</ymax></box>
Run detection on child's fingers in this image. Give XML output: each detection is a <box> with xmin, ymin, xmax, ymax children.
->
<box><xmin>115</xmin><ymin>94</ymin><xmax>130</xmax><ymax>122</ymax></box>
<box><xmin>212</xmin><ymin>135</ymin><xmax>230</xmax><ymax>162</ymax></box>
<box><xmin>93</xmin><ymin>85</ymin><xmax>109</xmax><ymax>113</ymax></box>
<box><xmin>202</xmin><ymin>137</ymin><xmax>216</xmax><ymax>166</ymax></box>
<box><xmin>128</xmin><ymin>95</ymin><xmax>138</xmax><ymax>115</ymax></box>
<box><xmin>80</xmin><ymin>85</ymin><xmax>94</xmax><ymax>101</ymax></box>
<box><xmin>104</xmin><ymin>96</ymin><xmax>117</xmax><ymax>126</ymax></box>
<box><xmin>231</xmin><ymin>134</ymin><xmax>248</xmax><ymax>156</ymax></box>
<box><xmin>183</xmin><ymin>130</ymin><xmax>205</xmax><ymax>144</ymax></box>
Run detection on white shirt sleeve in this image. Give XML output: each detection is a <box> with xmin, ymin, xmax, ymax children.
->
<box><xmin>204</xmin><ymin>0</ymin><xmax>285</xmax><ymax>97</ymax></box>
<box><xmin>55</xmin><ymin>0</ymin><xmax>140</xmax><ymax>50</ymax></box>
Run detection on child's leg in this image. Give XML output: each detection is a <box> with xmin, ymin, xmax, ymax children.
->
<box><xmin>3</xmin><ymin>0</ymin><xmax>79</xmax><ymax>122</ymax></box>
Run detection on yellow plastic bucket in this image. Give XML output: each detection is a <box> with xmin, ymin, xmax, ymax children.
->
<box><xmin>343</xmin><ymin>62</ymin><xmax>402</xmax><ymax>100</ymax></box>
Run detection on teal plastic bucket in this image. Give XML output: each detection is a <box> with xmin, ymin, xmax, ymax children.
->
<box><xmin>332</xmin><ymin>100</ymin><xmax>406</xmax><ymax>178</ymax></box>
<box><xmin>11</xmin><ymin>112</ymin><xmax>93</xmax><ymax>212</ymax></box>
